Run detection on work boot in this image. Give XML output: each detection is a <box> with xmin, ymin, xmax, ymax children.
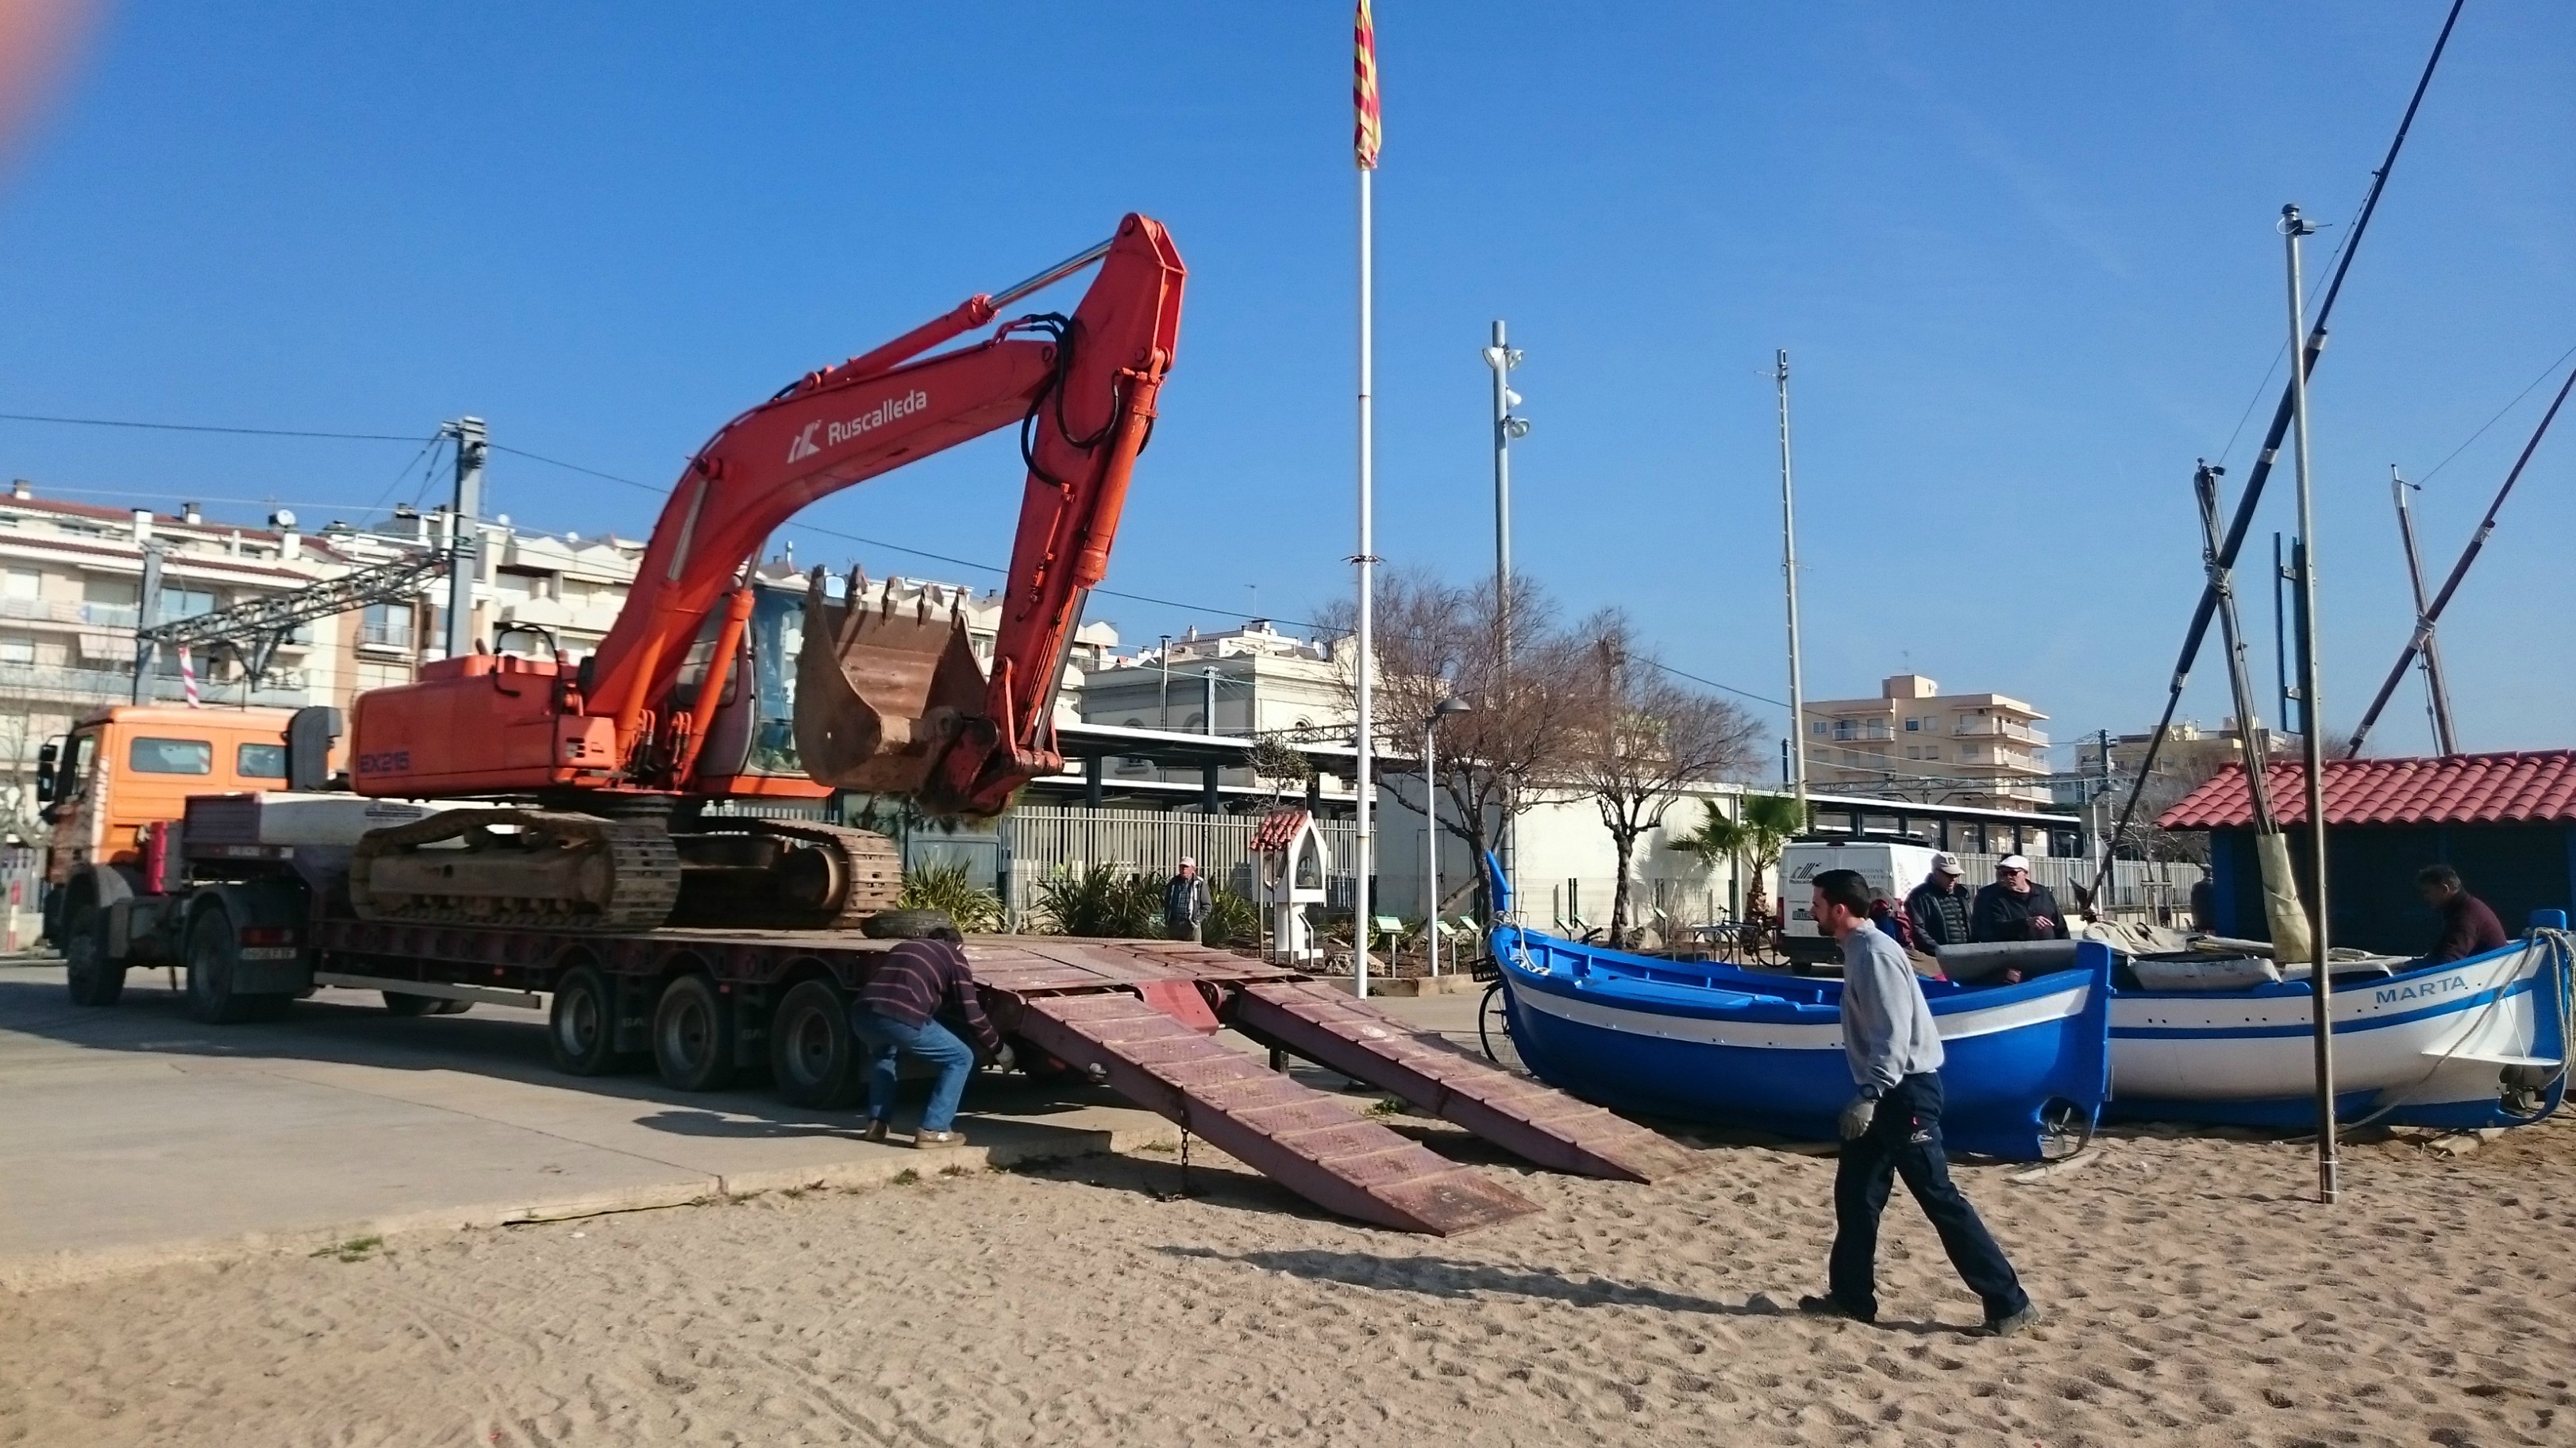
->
<box><xmin>1986</xmin><ymin>1304</ymin><xmax>2041</xmax><ymax>1338</ymax></box>
<box><xmin>1796</xmin><ymin>1293</ymin><xmax>1875</xmax><ymax>1325</ymax></box>
<box><xmin>862</xmin><ymin>1118</ymin><xmax>890</xmax><ymax>1145</ymax></box>
<box><xmin>913</xmin><ymin>1129</ymin><xmax>965</xmax><ymax>1150</ymax></box>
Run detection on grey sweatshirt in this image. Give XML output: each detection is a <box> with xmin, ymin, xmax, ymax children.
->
<box><xmin>1839</xmin><ymin>921</ymin><xmax>1946</xmax><ymax>1096</ymax></box>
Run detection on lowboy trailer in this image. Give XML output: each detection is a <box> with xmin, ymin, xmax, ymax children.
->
<box><xmin>83</xmin><ymin>791</ymin><xmax>1702</xmax><ymax>1235</ymax></box>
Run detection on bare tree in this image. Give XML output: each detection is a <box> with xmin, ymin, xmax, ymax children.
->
<box><xmin>1317</xmin><ymin>569</ymin><xmax>1597</xmax><ymax>921</ymax></box>
<box><xmin>1571</xmin><ymin>613</ymin><xmax>1763</xmax><ymax>943</ymax></box>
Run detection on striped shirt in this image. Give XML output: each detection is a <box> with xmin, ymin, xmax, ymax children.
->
<box><xmin>857</xmin><ymin>939</ymin><xmax>1000</xmax><ymax>1053</ymax></box>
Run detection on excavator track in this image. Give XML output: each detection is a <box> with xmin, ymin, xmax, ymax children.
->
<box><xmin>665</xmin><ymin>818</ymin><xmax>904</xmax><ymax>931</ymax></box>
<box><xmin>349</xmin><ymin>809</ymin><xmax>683</xmax><ymax>932</ymax></box>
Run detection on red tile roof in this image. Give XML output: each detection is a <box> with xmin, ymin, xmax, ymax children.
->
<box><xmin>2157</xmin><ymin>750</ymin><xmax>2576</xmax><ymax>830</ymax></box>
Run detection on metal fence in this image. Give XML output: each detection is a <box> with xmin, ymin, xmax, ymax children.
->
<box><xmin>999</xmin><ymin>804</ymin><xmax>1357</xmax><ymax>926</ymax></box>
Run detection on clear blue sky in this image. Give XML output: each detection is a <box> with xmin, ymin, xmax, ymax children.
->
<box><xmin>2</xmin><ymin>3</ymin><xmax>2569</xmax><ymax>765</ymax></box>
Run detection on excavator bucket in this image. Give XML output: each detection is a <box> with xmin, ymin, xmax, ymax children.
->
<box><xmin>793</xmin><ymin>568</ymin><xmax>991</xmax><ymax>795</ymax></box>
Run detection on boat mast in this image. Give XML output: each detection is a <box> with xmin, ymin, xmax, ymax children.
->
<box><xmin>2389</xmin><ymin>466</ymin><xmax>2459</xmax><ymax>754</ymax></box>
<box><xmin>2281</xmin><ymin>203</ymin><xmax>2339</xmax><ymax>1207</ymax></box>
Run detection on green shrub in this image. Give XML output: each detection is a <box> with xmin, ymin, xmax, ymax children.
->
<box><xmin>897</xmin><ymin>859</ymin><xmax>1004</xmax><ymax>934</ymax></box>
<box><xmin>1203</xmin><ymin>886</ymin><xmax>1260</xmax><ymax>948</ymax></box>
<box><xmin>1034</xmin><ymin>864</ymin><xmax>1165</xmax><ymax>938</ymax></box>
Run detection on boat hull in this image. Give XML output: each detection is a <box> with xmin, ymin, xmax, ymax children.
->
<box><xmin>2104</xmin><ymin>936</ymin><xmax>2570</xmax><ymax>1130</ymax></box>
<box><xmin>1492</xmin><ymin>926</ymin><xmax>2111</xmax><ymax>1161</ymax></box>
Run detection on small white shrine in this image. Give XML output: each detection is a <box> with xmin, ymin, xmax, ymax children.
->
<box><xmin>1251</xmin><ymin>807</ymin><xmax>1329</xmax><ymax>965</ymax></box>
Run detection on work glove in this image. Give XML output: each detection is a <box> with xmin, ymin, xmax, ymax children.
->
<box><xmin>1838</xmin><ymin>1095</ymin><xmax>1877</xmax><ymax>1142</ymax></box>
<box><xmin>990</xmin><ymin>1043</ymin><xmax>1018</xmax><ymax>1074</ymax></box>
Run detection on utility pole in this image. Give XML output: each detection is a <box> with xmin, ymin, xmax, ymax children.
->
<box><xmin>2281</xmin><ymin>203</ymin><xmax>2339</xmax><ymax>1207</ymax></box>
<box><xmin>1203</xmin><ymin>666</ymin><xmax>1217</xmax><ymax>737</ymax></box>
<box><xmin>1776</xmin><ymin>349</ymin><xmax>1809</xmax><ymax>820</ymax></box>
<box><xmin>2390</xmin><ymin>465</ymin><xmax>2459</xmax><ymax>754</ymax></box>
<box><xmin>442</xmin><ymin>416</ymin><xmax>487</xmax><ymax>661</ymax></box>
<box><xmin>1483</xmin><ymin>322</ymin><xmax>1528</xmax><ymax>908</ymax></box>
<box><xmin>131</xmin><ymin>542</ymin><xmax>164</xmax><ymax>704</ymax></box>
<box><xmin>2273</xmin><ymin>533</ymin><xmax>2297</xmax><ymax>737</ymax></box>
<box><xmin>1158</xmin><ymin>634</ymin><xmax>1172</xmax><ymax>730</ymax></box>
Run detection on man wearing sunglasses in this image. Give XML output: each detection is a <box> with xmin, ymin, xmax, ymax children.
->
<box><xmin>1970</xmin><ymin>854</ymin><xmax>2069</xmax><ymax>943</ymax></box>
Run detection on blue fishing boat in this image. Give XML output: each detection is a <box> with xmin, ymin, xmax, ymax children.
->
<box><xmin>1484</xmin><ymin>918</ymin><xmax>2112</xmax><ymax>1161</ymax></box>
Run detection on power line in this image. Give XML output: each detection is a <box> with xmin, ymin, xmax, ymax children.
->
<box><xmin>0</xmin><ymin>410</ymin><xmax>425</xmax><ymax>443</ymax></box>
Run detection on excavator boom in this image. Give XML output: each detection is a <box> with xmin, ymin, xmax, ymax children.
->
<box><xmin>351</xmin><ymin>215</ymin><xmax>1184</xmax><ymax>822</ymax></box>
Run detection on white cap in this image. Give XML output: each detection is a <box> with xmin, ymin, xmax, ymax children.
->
<box><xmin>1998</xmin><ymin>853</ymin><xmax>2031</xmax><ymax>872</ymax></box>
<box><xmin>1178</xmin><ymin>856</ymin><xmax>1196</xmax><ymax>869</ymax></box>
<box><xmin>1931</xmin><ymin>852</ymin><xmax>1962</xmax><ymax>875</ymax></box>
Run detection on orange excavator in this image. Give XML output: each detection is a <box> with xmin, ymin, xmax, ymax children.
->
<box><xmin>343</xmin><ymin>215</ymin><xmax>1185</xmax><ymax>930</ymax></box>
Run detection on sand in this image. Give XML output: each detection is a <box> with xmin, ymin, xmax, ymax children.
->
<box><xmin>3</xmin><ymin>1111</ymin><xmax>2570</xmax><ymax>1447</ymax></box>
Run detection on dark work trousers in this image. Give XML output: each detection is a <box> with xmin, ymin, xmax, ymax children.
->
<box><xmin>1829</xmin><ymin>1073</ymin><xmax>2028</xmax><ymax>1322</ymax></box>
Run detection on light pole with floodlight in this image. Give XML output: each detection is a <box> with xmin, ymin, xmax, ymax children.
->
<box><xmin>1423</xmin><ymin>695</ymin><xmax>1473</xmax><ymax>976</ymax></box>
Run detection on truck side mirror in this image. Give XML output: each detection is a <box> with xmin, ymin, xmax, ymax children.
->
<box><xmin>286</xmin><ymin>706</ymin><xmax>344</xmax><ymax>792</ymax></box>
<box><xmin>35</xmin><ymin>739</ymin><xmax>58</xmax><ymax>803</ymax></box>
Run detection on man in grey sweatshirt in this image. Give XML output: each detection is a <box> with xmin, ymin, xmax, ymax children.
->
<box><xmin>1799</xmin><ymin>867</ymin><xmax>2036</xmax><ymax>1337</ymax></box>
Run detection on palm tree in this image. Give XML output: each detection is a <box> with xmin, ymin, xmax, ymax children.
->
<box><xmin>1673</xmin><ymin>792</ymin><xmax>1805</xmax><ymax>929</ymax></box>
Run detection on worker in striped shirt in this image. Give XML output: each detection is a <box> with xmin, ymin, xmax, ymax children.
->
<box><xmin>852</xmin><ymin>928</ymin><xmax>1007</xmax><ymax>1149</ymax></box>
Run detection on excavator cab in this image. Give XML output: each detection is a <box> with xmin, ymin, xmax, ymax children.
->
<box><xmin>791</xmin><ymin>565</ymin><xmax>989</xmax><ymax>797</ymax></box>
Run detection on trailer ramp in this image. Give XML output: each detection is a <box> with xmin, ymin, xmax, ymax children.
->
<box><xmin>1011</xmin><ymin>992</ymin><xmax>1538</xmax><ymax>1236</ymax></box>
<box><xmin>1227</xmin><ymin>981</ymin><xmax>1703</xmax><ymax>1184</ymax></box>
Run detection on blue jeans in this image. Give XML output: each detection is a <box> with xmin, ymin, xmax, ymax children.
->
<box><xmin>847</xmin><ymin>1008</ymin><xmax>976</xmax><ymax>1134</ymax></box>
<box><xmin>1829</xmin><ymin>1073</ymin><xmax>2028</xmax><ymax>1323</ymax></box>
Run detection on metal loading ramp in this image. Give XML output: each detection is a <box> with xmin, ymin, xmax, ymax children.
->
<box><xmin>1226</xmin><ymin>981</ymin><xmax>1705</xmax><ymax>1184</ymax></box>
<box><xmin>1011</xmin><ymin>992</ymin><xmax>1540</xmax><ymax>1236</ymax></box>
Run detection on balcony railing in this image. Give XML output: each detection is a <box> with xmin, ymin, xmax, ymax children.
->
<box><xmin>357</xmin><ymin>621</ymin><xmax>415</xmax><ymax>649</ymax></box>
<box><xmin>1954</xmin><ymin>719</ymin><xmax>2048</xmax><ymax>745</ymax></box>
<box><xmin>0</xmin><ymin>661</ymin><xmax>307</xmax><ymax>708</ymax></box>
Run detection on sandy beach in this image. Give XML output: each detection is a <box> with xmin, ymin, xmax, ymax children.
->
<box><xmin>3</xmin><ymin>1107</ymin><xmax>2568</xmax><ymax>1448</ymax></box>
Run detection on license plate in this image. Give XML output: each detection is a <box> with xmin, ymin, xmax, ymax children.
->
<box><xmin>238</xmin><ymin>946</ymin><xmax>300</xmax><ymax>961</ymax></box>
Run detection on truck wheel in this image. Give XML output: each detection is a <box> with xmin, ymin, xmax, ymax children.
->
<box><xmin>185</xmin><ymin>907</ymin><xmax>290</xmax><ymax>1025</ymax></box>
<box><xmin>652</xmin><ymin>973</ymin><xmax>736</xmax><ymax>1092</ymax></box>
<box><xmin>861</xmin><ymin>909</ymin><xmax>954</xmax><ymax>940</ymax></box>
<box><xmin>383</xmin><ymin>992</ymin><xmax>474</xmax><ymax>1017</ymax></box>
<box><xmin>63</xmin><ymin>903</ymin><xmax>125</xmax><ymax>1007</ymax></box>
<box><xmin>769</xmin><ymin>978</ymin><xmax>862</xmax><ymax>1108</ymax></box>
<box><xmin>548</xmin><ymin>965</ymin><xmax>624</xmax><ymax>1075</ymax></box>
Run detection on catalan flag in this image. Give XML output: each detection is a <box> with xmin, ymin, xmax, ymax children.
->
<box><xmin>1353</xmin><ymin>0</ymin><xmax>1381</xmax><ymax>169</ymax></box>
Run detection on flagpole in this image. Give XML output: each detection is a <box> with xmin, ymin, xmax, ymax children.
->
<box><xmin>1353</xmin><ymin>155</ymin><xmax>1377</xmax><ymax>998</ymax></box>
<box><xmin>1351</xmin><ymin>2</ymin><xmax>1381</xmax><ymax>998</ymax></box>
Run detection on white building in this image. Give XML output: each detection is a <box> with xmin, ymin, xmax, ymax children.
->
<box><xmin>1076</xmin><ymin>620</ymin><xmax>1353</xmax><ymax>795</ymax></box>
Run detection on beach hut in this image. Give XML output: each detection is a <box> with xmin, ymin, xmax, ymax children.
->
<box><xmin>2158</xmin><ymin>750</ymin><xmax>2576</xmax><ymax>956</ymax></box>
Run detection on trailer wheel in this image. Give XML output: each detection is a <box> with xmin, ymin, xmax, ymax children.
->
<box><xmin>548</xmin><ymin>965</ymin><xmax>625</xmax><ymax>1075</ymax></box>
<box><xmin>62</xmin><ymin>900</ymin><xmax>124</xmax><ymax>1007</ymax></box>
<box><xmin>382</xmin><ymin>992</ymin><xmax>473</xmax><ymax>1017</ymax></box>
<box><xmin>652</xmin><ymin>973</ymin><xmax>736</xmax><ymax>1092</ymax></box>
<box><xmin>184</xmin><ymin>907</ymin><xmax>290</xmax><ymax>1025</ymax></box>
<box><xmin>769</xmin><ymin>978</ymin><xmax>861</xmax><ymax>1109</ymax></box>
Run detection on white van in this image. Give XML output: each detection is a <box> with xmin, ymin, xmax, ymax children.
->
<box><xmin>1778</xmin><ymin>839</ymin><xmax>1947</xmax><ymax>964</ymax></box>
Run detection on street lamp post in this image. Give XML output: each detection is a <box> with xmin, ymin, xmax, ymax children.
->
<box><xmin>1481</xmin><ymin>325</ymin><xmax>1527</xmax><ymax>904</ymax></box>
<box><xmin>1423</xmin><ymin>695</ymin><xmax>1472</xmax><ymax>976</ymax></box>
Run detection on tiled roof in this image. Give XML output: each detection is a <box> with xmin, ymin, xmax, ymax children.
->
<box><xmin>2156</xmin><ymin>750</ymin><xmax>2576</xmax><ymax>830</ymax></box>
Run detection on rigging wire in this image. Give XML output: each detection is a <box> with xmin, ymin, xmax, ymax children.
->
<box><xmin>2415</xmin><ymin>341</ymin><xmax>2576</xmax><ymax>487</ymax></box>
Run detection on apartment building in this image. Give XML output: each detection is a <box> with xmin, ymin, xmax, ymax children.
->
<box><xmin>1077</xmin><ymin>620</ymin><xmax>1351</xmax><ymax>792</ymax></box>
<box><xmin>1804</xmin><ymin>673</ymin><xmax>2051</xmax><ymax>811</ymax></box>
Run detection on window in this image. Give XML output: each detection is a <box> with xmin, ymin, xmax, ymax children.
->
<box><xmin>360</xmin><ymin>603</ymin><xmax>413</xmax><ymax>650</ymax></box>
<box><xmin>160</xmin><ymin>586</ymin><xmax>217</xmax><ymax>620</ymax></box>
<box><xmin>1810</xmin><ymin>721</ymin><xmax>1827</xmax><ymax>736</ymax></box>
<box><xmin>236</xmin><ymin>742</ymin><xmax>287</xmax><ymax>779</ymax></box>
<box><xmin>129</xmin><ymin>737</ymin><xmax>212</xmax><ymax>774</ymax></box>
<box><xmin>3</xmin><ymin>568</ymin><xmax>37</xmax><ymax>599</ymax></box>
<box><xmin>0</xmin><ymin>636</ymin><xmax>30</xmax><ymax>665</ymax></box>
<box><xmin>1831</xmin><ymin>719</ymin><xmax>1857</xmax><ymax>741</ymax></box>
<box><xmin>1904</xmin><ymin>716</ymin><xmax>1921</xmax><ymax>732</ymax></box>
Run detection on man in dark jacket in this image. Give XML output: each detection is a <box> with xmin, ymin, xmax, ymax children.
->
<box><xmin>851</xmin><ymin>930</ymin><xmax>1005</xmax><ymax>1149</ymax></box>
<box><xmin>2417</xmin><ymin>865</ymin><xmax>2509</xmax><ymax>964</ymax></box>
<box><xmin>1905</xmin><ymin>853</ymin><xmax>1973</xmax><ymax>950</ymax></box>
<box><xmin>1970</xmin><ymin>855</ymin><xmax>2070</xmax><ymax>942</ymax></box>
<box><xmin>1165</xmin><ymin>857</ymin><xmax>1211</xmax><ymax>942</ymax></box>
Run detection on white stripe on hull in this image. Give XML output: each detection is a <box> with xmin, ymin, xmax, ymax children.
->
<box><xmin>1507</xmin><ymin>972</ymin><xmax>2089</xmax><ymax>1053</ymax></box>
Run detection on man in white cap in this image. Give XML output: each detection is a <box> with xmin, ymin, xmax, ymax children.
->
<box><xmin>1970</xmin><ymin>854</ymin><xmax>2069</xmax><ymax>942</ymax></box>
<box><xmin>1904</xmin><ymin>853</ymin><xmax>1974</xmax><ymax>952</ymax></box>
<box><xmin>1164</xmin><ymin>856</ymin><xmax>1211</xmax><ymax>942</ymax></box>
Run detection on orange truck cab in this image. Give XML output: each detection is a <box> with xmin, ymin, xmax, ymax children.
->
<box><xmin>37</xmin><ymin>705</ymin><xmax>323</xmax><ymax>943</ymax></box>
